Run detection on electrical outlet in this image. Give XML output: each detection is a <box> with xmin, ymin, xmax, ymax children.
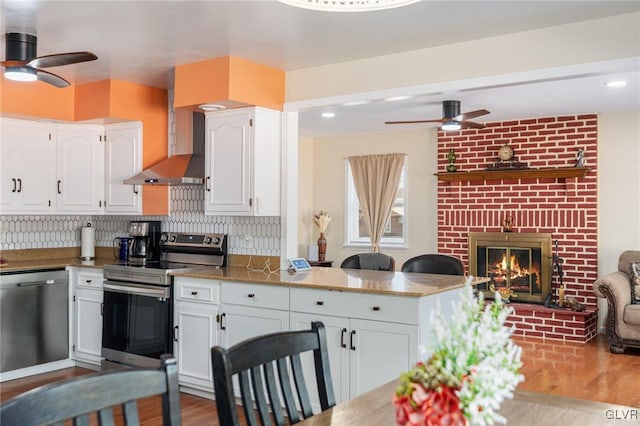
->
<box><xmin>243</xmin><ymin>235</ymin><xmax>253</xmax><ymax>249</ymax></box>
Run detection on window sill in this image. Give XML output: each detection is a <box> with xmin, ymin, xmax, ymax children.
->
<box><xmin>343</xmin><ymin>243</ymin><xmax>409</xmax><ymax>252</ymax></box>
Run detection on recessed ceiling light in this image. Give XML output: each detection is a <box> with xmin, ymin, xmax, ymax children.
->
<box><xmin>198</xmin><ymin>103</ymin><xmax>226</xmax><ymax>111</ymax></box>
<box><xmin>605</xmin><ymin>80</ymin><xmax>627</xmax><ymax>88</ymax></box>
<box><xmin>384</xmin><ymin>95</ymin><xmax>412</xmax><ymax>102</ymax></box>
<box><xmin>342</xmin><ymin>100</ymin><xmax>371</xmax><ymax>107</ymax></box>
<box><xmin>321</xmin><ymin>112</ymin><xmax>336</xmax><ymax>118</ymax></box>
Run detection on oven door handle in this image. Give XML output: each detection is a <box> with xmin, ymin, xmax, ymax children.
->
<box><xmin>103</xmin><ymin>281</ymin><xmax>169</xmax><ymax>298</ymax></box>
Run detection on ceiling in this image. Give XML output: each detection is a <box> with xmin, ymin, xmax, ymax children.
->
<box><xmin>2</xmin><ymin>1</ymin><xmax>639</xmax><ymax>137</ymax></box>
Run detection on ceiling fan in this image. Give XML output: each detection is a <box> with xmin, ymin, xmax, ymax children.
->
<box><xmin>385</xmin><ymin>100</ymin><xmax>490</xmax><ymax>131</ymax></box>
<box><xmin>1</xmin><ymin>32</ymin><xmax>97</xmax><ymax>88</ymax></box>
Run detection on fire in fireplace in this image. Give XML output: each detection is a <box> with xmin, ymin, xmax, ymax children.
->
<box><xmin>468</xmin><ymin>232</ymin><xmax>552</xmax><ymax>303</ymax></box>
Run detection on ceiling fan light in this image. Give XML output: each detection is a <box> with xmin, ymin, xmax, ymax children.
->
<box><xmin>441</xmin><ymin>120</ymin><xmax>462</xmax><ymax>131</ymax></box>
<box><xmin>4</xmin><ymin>66</ymin><xmax>37</xmax><ymax>82</ymax></box>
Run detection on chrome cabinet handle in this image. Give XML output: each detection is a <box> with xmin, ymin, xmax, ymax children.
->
<box><xmin>350</xmin><ymin>330</ymin><xmax>356</xmax><ymax>351</ymax></box>
<box><xmin>206</xmin><ymin>176</ymin><xmax>211</xmax><ymax>192</ymax></box>
<box><xmin>340</xmin><ymin>328</ymin><xmax>347</xmax><ymax>348</ymax></box>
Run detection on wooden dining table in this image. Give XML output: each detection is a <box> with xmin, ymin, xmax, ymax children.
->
<box><xmin>298</xmin><ymin>380</ymin><xmax>639</xmax><ymax>425</ymax></box>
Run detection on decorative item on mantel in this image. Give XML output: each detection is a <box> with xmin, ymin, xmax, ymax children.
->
<box><xmin>486</xmin><ymin>143</ymin><xmax>529</xmax><ymax>171</ymax></box>
<box><xmin>314</xmin><ymin>211</ymin><xmax>332</xmax><ymax>262</ymax></box>
<box><xmin>575</xmin><ymin>148</ymin><xmax>586</xmax><ymax>168</ymax></box>
<box><xmin>446</xmin><ymin>148</ymin><xmax>458</xmax><ymax>172</ymax></box>
<box><xmin>393</xmin><ymin>277</ymin><xmax>524</xmax><ymax>426</ymax></box>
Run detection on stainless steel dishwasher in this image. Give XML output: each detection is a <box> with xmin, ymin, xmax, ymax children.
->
<box><xmin>0</xmin><ymin>269</ymin><xmax>69</xmax><ymax>372</ymax></box>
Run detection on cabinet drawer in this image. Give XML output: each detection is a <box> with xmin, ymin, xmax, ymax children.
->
<box><xmin>290</xmin><ymin>288</ymin><xmax>419</xmax><ymax>324</ymax></box>
<box><xmin>175</xmin><ymin>278</ymin><xmax>220</xmax><ymax>304</ymax></box>
<box><xmin>222</xmin><ymin>282</ymin><xmax>289</xmax><ymax>310</ymax></box>
<box><xmin>75</xmin><ymin>270</ymin><xmax>104</xmax><ymax>288</ymax></box>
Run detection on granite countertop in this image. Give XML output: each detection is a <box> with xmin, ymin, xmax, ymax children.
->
<box><xmin>0</xmin><ymin>255</ymin><xmax>488</xmax><ymax>297</ymax></box>
<box><xmin>0</xmin><ymin>257</ymin><xmax>114</xmax><ymax>273</ymax></box>
<box><xmin>172</xmin><ymin>266</ymin><xmax>488</xmax><ymax>297</ymax></box>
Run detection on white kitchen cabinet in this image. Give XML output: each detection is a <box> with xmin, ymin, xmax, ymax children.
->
<box><xmin>70</xmin><ymin>268</ymin><xmax>104</xmax><ymax>366</ymax></box>
<box><xmin>173</xmin><ymin>278</ymin><xmax>221</xmax><ymax>392</ymax></box>
<box><xmin>290</xmin><ymin>288</ymin><xmax>421</xmax><ymax>407</ymax></box>
<box><xmin>56</xmin><ymin>125</ymin><xmax>104</xmax><ymax>213</ymax></box>
<box><xmin>204</xmin><ymin>107</ymin><xmax>281</xmax><ymax>216</ymax></box>
<box><xmin>219</xmin><ymin>281</ymin><xmax>290</xmax><ymax>347</ymax></box>
<box><xmin>104</xmin><ymin>122</ymin><xmax>142</xmax><ymax>214</ymax></box>
<box><xmin>0</xmin><ymin>118</ymin><xmax>55</xmax><ymax>213</ymax></box>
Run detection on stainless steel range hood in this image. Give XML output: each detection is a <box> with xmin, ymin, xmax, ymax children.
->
<box><xmin>124</xmin><ymin>110</ymin><xmax>205</xmax><ymax>185</ymax></box>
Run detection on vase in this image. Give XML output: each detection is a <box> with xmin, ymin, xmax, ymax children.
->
<box><xmin>317</xmin><ymin>232</ymin><xmax>327</xmax><ymax>262</ymax></box>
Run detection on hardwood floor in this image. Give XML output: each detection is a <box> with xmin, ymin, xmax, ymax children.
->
<box><xmin>1</xmin><ymin>334</ymin><xmax>638</xmax><ymax>424</ymax></box>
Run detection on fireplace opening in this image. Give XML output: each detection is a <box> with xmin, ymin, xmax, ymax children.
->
<box><xmin>469</xmin><ymin>232</ymin><xmax>552</xmax><ymax>304</ymax></box>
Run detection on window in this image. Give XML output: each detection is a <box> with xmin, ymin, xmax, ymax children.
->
<box><xmin>345</xmin><ymin>159</ymin><xmax>407</xmax><ymax>249</ymax></box>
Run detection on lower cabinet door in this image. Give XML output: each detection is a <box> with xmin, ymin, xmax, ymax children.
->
<box><xmin>73</xmin><ymin>286</ymin><xmax>103</xmax><ymax>365</ymax></box>
<box><xmin>219</xmin><ymin>304</ymin><xmax>289</xmax><ymax>348</ymax></box>
<box><xmin>290</xmin><ymin>312</ymin><xmax>350</xmax><ymax>411</ymax></box>
<box><xmin>348</xmin><ymin>319</ymin><xmax>418</xmax><ymax>399</ymax></box>
<box><xmin>174</xmin><ymin>301</ymin><xmax>219</xmax><ymax>391</ymax></box>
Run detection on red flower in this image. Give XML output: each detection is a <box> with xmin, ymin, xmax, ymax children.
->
<box><xmin>393</xmin><ymin>385</ymin><xmax>467</xmax><ymax>426</ymax></box>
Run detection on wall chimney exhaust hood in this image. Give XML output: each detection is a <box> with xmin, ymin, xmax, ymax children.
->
<box><xmin>125</xmin><ymin>110</ymin><xmax>205</xmax><ymax>185</ymax></box>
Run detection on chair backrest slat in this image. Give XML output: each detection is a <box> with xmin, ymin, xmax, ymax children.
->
<box><xmin>276</xmin><ymin>357</ymin><xmax>301</xmax><ymax>424</ymax></box>
<box><xmin>97</xmin><ymin>407</ymin><xmax>115</xmax><ymax>426</ymax></box>
<box><xmin>212</xmin><ymin>322</ymin><xmax>335</xmax><ymax>426</ymax></box>
<box><xmin>263</xmin><ymin>361</ymin><xmax>286</xmax><ymax>425</ymax></box>
<box><xmin>290</xmin><ymin>353</ymin><xmax>313</xmax><ymax>418</ymax></box>
<box><xmin>238</xmin><ymin>370</ymin><xmax>259</xmax><ymax>426</ymax></box>
<box><xmin>250</xmin><ymin>365</ymin><xmax>272</xmax><ymax>426</ymax></box>
<box><xmin>122</xmin><ymin>400</ymin><xmax>140</xmax><ymax>425</ymax></box>
<box><xmin>0</xmin><ymin>355</ymin><xmax>181</xmax><ymax>426</ymax></box>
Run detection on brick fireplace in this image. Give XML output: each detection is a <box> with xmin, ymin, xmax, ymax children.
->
<box><xmin>436</xmin><ymin>114</ymin><xmax>598</xmax><ymax>342</ymax></box>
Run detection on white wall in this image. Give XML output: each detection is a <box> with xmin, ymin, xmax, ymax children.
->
<box><xmin>308</xmin><ymin>128</ymin><xmax>439</xmax><ymax>268</ymax></box>
<box><xmin>297</xmin><ymin>135</ymin><xmax>315</xmax><ymax>257</ymax></box>
<box><xmin>597</xmin><ymin>111</ymin><xmax>640</xmax><ymax>331</ymax></box>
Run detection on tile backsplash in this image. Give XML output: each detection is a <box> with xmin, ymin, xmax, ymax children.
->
<box><xmin>0</xmin><ymin>186</ymin><xmax>280</xmax><ymax>256</ymax></box>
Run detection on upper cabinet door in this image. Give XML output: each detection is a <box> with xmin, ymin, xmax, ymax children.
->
<box><xmin>105</xmin><ymin>122</ymin><xmax>142</xmax><ymax>214</ymax></box>
<box><xmin>56</xmin><ymin>125</ymin><xmax>105</xmax><ymax>213</ymax></box>
<box><xmin>0</xmin><ymin>118</ymin><xmax>55</xmax><ymax>214</ymax></box>
<box><xmin>204</xmin><ymin>107</ymin><xmax>281</xmax><ymax>216</ymax></box>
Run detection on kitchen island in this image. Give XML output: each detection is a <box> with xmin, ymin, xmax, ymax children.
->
<box><xmin>169</xmin><ymin>267</ymin><xmax>487</xmax><ymax>405</ymax></box>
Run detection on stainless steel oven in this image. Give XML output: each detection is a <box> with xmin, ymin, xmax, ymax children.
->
<box><xmin>101</xmin><ymin>232</ymin><xmax>227</xmax><ymax>369</ymax></box>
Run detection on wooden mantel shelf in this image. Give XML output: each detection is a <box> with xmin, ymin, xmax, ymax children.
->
<box><xmin>435</xmin><ymin>167</ymin><xmax>589</xmax><ymax>182</ymax></box>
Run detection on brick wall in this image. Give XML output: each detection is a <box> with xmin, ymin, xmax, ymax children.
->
<box><xmin>437</xmin><ymin>114</ymin><xmax>598</xmax><ymax>342</ymax></box>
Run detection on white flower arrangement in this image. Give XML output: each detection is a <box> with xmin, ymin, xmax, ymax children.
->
<box><xmin>394</xmin><ymin>277</ymin><xmax>524</xmax><ymax>426</ymax></box>
<box><xmin>314</xmin><ymin>211</ymin><xmax>332</xmax><ymax>233</ymax></box>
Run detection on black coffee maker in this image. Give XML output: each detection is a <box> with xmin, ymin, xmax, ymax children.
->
<box><xmin>128</xmin><ymin>221</ymin><xmax>161</xmax><ymax>264</ymax></box>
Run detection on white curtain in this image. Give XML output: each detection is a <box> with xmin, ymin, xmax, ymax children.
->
<box><xmin>348</xmin><ymin>153</ymin><xmax>405</xmax><ymax>252</ymax></box>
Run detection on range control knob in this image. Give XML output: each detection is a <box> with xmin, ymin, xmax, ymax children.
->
<box><xmin>160</xmin><ymin>233</ymin><xmax>169</xmax><ymax>242</ymax></box>
<box><xmin>212</xmin><ymin>237</ymin><xmax>221</xmax><ymax>245</ymax></box>
<box><xmin>204</xmin><ymin>236</ymin><xmax>212</xmax><ymax>244</ymax></box>
<box><xmin>169</xmin><ymin>235</ymin><xmax>177</xmax><ymax>243</ymax></box>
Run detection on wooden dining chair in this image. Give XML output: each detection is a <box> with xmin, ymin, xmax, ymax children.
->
<box><xmin>211</xmin><ymin>321</ymin><xmax>335</xmax><ymax>426</ymax></box>
<box><xmin>0</xmin><ymin>354</ymin><xmax>181</xmax><ymax>426</ymax></box>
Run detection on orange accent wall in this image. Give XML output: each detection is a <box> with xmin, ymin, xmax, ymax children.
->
<box><xmin>174</xmin><ymin>56</ymin><xmax>285</xmax><ymax>110</ymax></box>
<box><xmin>0</xmin><ymin>78</ymin><xmax>75</xmax><ymax>120</ymax></box>
<box><xmin>228</xmin><ymin>56</ymin><xmax>285</xmax><ymax>111</ymax></box>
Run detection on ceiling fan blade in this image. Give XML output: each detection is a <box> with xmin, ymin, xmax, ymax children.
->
<box><xmin>27</xmin><ymin>51</ymin><xmax>97</xmax><ymax>68</ymax></box>
<box><xmin>385</xmin><ymin>119</ymin><xmax>444</xmax><ymax>125</ymax></box>
<box><xmin>460</xmin><ymin>121</ymin><xmax>486</xmax><ymax>129</ymax></box>
<box><xmin>1</xmin><ymin>59</ymin><xmax>29</xmax><ymax>68</ymax></box>
<box><xmin>36</xmin><ymin>68</ymin><xmax>70</xmax><ymax>88</ymax></box>
<box><xmin>457</xmin><ymin>109</ymin><xmax>490</xmax><ymax>121</ymax></box>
